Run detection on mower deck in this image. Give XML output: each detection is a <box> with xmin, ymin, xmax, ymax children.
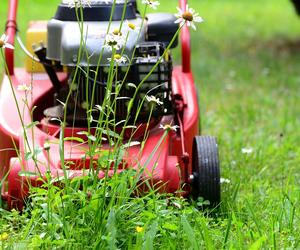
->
<box><xmin>0</xmin><ymin>66</ymin><xmax>199</xmax><ymax>209</ymax></box>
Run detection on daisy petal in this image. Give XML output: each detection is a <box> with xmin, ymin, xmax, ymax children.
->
<box><xmin>4</xmin><ymin>43</ymin><xmax>14</xmax><ymax>50</ymax></box>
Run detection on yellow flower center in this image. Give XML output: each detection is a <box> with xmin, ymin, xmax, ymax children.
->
<box><xmin>182</xmin><ymin>11</ymin><xmax>194</xmax><ymax>22</ymax></box>
<box><xmin>0</xmin><ymin>232</ymin><xmax>9</xmax><ymax>241</ymax></box>
<box><xmin>81</xmin><ymin>101</ymin><xmax>89</xmax><ymax>110</ymax></box>
<box><xmin>128</xmin><ymin>22</ymin><xmax>136</xmax><ymax>30</ymax></box>
<box><xmin>164</xmin><ymin>125</ymin><xmax>172</xmax><ymax>131</ymax></box>
<box><xmin>135</xmin><ymin>226</ymin><xmax>144</xmax><ymax>233</ymax></box>
<box><xmin>114</xmin><ymin>54</ymin><xmax>122</xmax><ymax>60</ymax></box>
<box><xmin>113</xmin><ymin>29</ymin><xmax>122</xmax><ymax>36</ymax></box>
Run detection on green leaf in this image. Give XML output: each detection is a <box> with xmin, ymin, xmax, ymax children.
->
<box><xmin>181</xmin><ymin>215</ymin><xmax>199</xmax><ymax>250</ymax></box>
<box><xmin>25</xmin><ymin>152</ymin><xmax>33</xmax><ymax>160</ymax></box>
<box><xmin>96</xmin><ymin>127</ymin><xmax>122</xmax><ymax>139</ymax></box>
<box><xmin>143</xmin><ymin>221</ymin><xmax>158</xmax><ymax>250</ymax></box>
<box><xmin>142</xmin><ymin>211</ymin><xmax>157</xmax><ymax>220</ymax></box>
<box><xmin>127</xmin><ymin>83</ymin><xmax>137</xmax><ymax>89</ymax></box>
<box><xmin>18</xmin><ymin>171</ymin><xmax>39</xmax><ymax>177</ymax></box>
<box><xmin>25</xmin><ymin>121</ymin><xmax>40</xmax><ymax>129</ymax></box>
<box><xmin>122</xmin><ymin>141</ymin><xmax>140</xmax><ymax>148</ymax></box>
<box><xmin>163</xmin><ymin>223</ymin><xmax>178</xmax><ymax>231</ymax></box>
<box><xmin>127</xmin><ymin>99</ymin><xmax>133</xmax><ymax>113</ymax></box>
<box><xmin>34</xmin><ymin>146</ymin><xmax>42</xmax><ymax>156</ymax></box>
<box><xmin>123</xmin><ymin>125</ymin><xmax>137</xmax><ymax>129</ymax></box>
<box><xmin>87</xmin><ymin>135</ymin><xmax>97</xmax><ymax>142</ymax></box>
<box><xmin>77</xmin><ymin>131</ymin><xmax>97</xmax><ymax>142</ymax></box>
<box><xmin>77</xmin><ymin>131</ymin><xmax>89</xmax><ymax>136</ymax></box>
<box><xmin>249</xmin><ymin>236</ymin><xmax>267</xmax><ymax>250</ymax></box>
<box><xmin>64</xmin><ymin>137</ymin><xmax>85</xmax><ymax>143</ymax></box>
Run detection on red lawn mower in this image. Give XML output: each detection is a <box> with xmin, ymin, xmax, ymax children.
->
<box><xmin>0</xmin><ymin>0</ymin><xmax>220</xmax><ymax>209</ymax></box>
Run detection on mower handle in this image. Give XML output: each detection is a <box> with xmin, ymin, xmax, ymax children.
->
<box><xmin>179</xmin><ymin>0</ymin><xmax>191</xmax><ymax>73</ymax></box>
<box><xmin>5</xmin><ymin>0</ymin><xmax>18</xmax><ymax>75</ymax></box>
<box><xmin>5</xmin><ymin>0</ymin><xmax>191</xmax><ymax>75</ymax></box>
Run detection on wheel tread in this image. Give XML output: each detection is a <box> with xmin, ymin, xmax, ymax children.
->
<box><xmin>192</xmin><ymin>136</ymin><xmax>221</xmax><ymax>206</ymax></box>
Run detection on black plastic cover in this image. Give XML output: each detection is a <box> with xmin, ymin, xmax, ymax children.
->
<box><xmin>54</xmin><ymin>2</ymin><xmax>137</xmax><ymax>21</ymax></box>
<box><xmin>147</xmin><ymin>13</ymin><xmax>179</xmax><ymax>49</ymax></box>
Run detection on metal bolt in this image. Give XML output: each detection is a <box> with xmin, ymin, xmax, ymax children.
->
<box><xmin>72</xmin><ymin>55</ymin><xmax>78</xmax><ymax>63</ymax></box>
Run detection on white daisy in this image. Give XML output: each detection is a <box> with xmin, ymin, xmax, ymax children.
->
<box><xmin>63</xmin><ymin>0</ymin><xmax>91</xmax><ymax>8</ymax></box>
<box><xmin>159</xmin><ymin>124</ymin><xmax>179</xmax><ymax>132</ymax></box>
<box><xmin>146</xmin><ymin>95</ymin><xmax>163</xmax><ymax>106</ymax></box>
<box><xmin>220</xmin><ymin>178</ymin><xmax>231</xmax><ymax>184</ymax></box>
<box><xmin>17</xmin><ymin>83</ymin><xmax>31</xmax><ymax>92</ymax></box>
<box><xmin>43</xmin><ymin>141</ymin><xmax>51</xmax><ymax>151</ymax></box>
<box><xmin>126</xmin><ymin>20</ymin><xmax>140</xmax><ymax>33</ymax></box>
<box><xmin>104</xmin><ymin>31</ymin><xmax>125</xmax><ymax>51</ymax></box>
<box><xmin>175</xmin><ymin>4</ymin><xmax>204</xmax><ymax>30</ymax></box>
<box><xmin>0</xmin><ymin>34</ymin><xmax>14</xmax><ymax>50</ymax></box>
<box><xmin>112</xmin><ymin>28</ymin><xmax>123</xmax><ymax>37</ymax></box>
<box><xmin>142</xmin><ymin>0</ymin><xmax>160</xmax><ymax>10</ymax></box>
<box><xmin>107</xmin><ymin>54</ymin><xmax>128</xmax><ymax>64</ymax></box>
<box><xmin>241</xmin><ymin>147</ymin><xmax>253</xmax><ymax>154</ymax></box>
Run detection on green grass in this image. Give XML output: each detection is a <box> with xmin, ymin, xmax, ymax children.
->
<box><xmin>1</xmin><ymin>0</ymin><xmax>300</xmax><ymax>249</ymax></box>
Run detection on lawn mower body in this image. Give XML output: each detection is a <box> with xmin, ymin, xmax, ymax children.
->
<box><xmin>0</xmin><ymin>0</ymin><xmax>220</xmax><ymax>209</ymax></box>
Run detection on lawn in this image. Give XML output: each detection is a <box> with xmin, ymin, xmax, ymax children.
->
<box><xmin>0</xmin><ymin>0</ymin><xmax>300</xmax><ymax>249</ymax></box>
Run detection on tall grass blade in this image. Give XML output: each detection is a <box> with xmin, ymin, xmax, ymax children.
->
<box><xmin>181</xmin><ymin>215</ymin><xmax>199</xmax><ymax>250</ymax></box>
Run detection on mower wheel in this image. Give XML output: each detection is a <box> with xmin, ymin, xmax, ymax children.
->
<box><xmin>191</xmin><ymin>136</ymin><xmax>221</xmax><ymax>207</ymax></box>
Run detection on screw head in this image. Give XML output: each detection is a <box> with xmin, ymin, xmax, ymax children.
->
<box><xmin>72</xmin><ymin>55</ymin><xmax>78</xmax><ymax>63</ymax></box>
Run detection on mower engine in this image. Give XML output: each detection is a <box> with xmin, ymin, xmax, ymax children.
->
<box><xmin>41</xmin><ymin>0</ymin><xmax>178</xmax><ymax>126</ymax></box>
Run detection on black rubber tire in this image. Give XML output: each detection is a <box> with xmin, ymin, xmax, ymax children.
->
<box><xmin>291</xmin><ymin>0</ymin><xmax>300</xmax><ymax>15</ymax></box>
<box><xmin>192</xmin><ymin>136</ymin><xmax>221</xmax><ymax>207</ymax></box>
